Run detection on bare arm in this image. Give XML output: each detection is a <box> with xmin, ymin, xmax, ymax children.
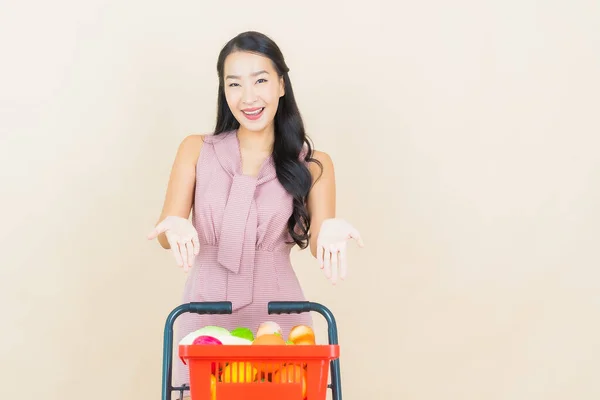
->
<box><xmin>154</xmin><ymin>135</ymin><xmax>204</xmax><ymax>249</ymax></box>
<box><xmin>306</xmin><ymin>150</ymin><xmax>336</xmax><ymax>258</ymax></box>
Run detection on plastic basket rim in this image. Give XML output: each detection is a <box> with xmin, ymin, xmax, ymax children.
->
<box><xmin>178</xmin><ymin>343</ymin><xmax>340</xmax><ymax>362</ymax></box>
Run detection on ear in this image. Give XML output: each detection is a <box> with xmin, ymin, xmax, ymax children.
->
<box><xmin>279</xmin><ymin>76</ymin><xmax>285</xmax><ymax>97</ymax></box>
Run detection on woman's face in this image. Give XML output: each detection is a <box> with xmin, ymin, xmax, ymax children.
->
<box><xmin>223</xmin><ymin>51</ymin><xmax>285</xmax><ymax>135</ymax></box>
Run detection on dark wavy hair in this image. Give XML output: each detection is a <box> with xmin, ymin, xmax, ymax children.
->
<box><xmin>213</xmin><ymin>31</ymin><xmax>321</xmax><ymax>249</ymax></box>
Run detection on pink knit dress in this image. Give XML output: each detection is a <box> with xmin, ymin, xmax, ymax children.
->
<box><xmin>173</xmin><ymin>130</ymin><xmax>314</xmax><ymax>388</ymax></box>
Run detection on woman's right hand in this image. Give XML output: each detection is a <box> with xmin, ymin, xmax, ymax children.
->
<box><xmin>147</xmin><ymin>216</ymin><xmax>200</xmax><ymax>272</ymax></box>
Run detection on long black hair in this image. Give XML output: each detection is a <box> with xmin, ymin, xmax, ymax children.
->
<box><xmin>213</xmin><ymin>31</ymin><xmax>321</xmax><ymax>249</ymax></box>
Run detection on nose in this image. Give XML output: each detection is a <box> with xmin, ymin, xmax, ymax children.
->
<box><xmin>242</xmin><ymin>85</ymin><xmax>258</xmax><ymax>104</ymax></box>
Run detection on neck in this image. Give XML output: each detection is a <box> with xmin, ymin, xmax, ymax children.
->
<box><xmin>237</xmin><ymin>126</ymin><xmax>275</xmax><ymax>153</ymax></box>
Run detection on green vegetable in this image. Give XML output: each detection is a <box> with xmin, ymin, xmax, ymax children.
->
<box><xmin>230</xmin><ymin>327</ymin><xmax>255</xmax><ymax>341</ymax></box>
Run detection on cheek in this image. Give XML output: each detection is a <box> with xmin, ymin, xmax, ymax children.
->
<box><xmin>225</xmin><ymin>93</ymin><xmax>239</xmax><ymax>114</ymax></box>
<box><xmin>260</xmin><ymin>86</ymin><xmax>280</xmax><ymax>104</ymax></box>
<box><xmin>225</xmin><ymin>89</ymin><xmax>241</xmax><ymax>109</ymax></box>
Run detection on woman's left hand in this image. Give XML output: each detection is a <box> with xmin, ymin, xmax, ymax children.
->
<box><xmin>316</xmin><ymin>218</ymin><xmax>364</xmax><ymax>284</ymax></box>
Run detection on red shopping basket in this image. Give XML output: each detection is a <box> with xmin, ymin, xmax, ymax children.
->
<box><xmin>161</xmin><ymin>301</ymin><xmax>343</xmax><ymax>400</ymax></box>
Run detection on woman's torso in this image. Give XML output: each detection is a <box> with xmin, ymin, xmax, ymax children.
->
<box><xmin>186</xmin><ymin>130</ymin><xmax>306</xmax><ymax>312</ymax></box>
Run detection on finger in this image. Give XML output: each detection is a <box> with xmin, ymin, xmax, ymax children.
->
<box><xmin>147</xmin><ymin>220</ymin><xmax>169</xmax><ymax>240</ymax></box>
<box><xmin>348</xmin><ymin>228</ymin><xmax>364</xmax><ymax>247</ymax></box>
<box><xmin>316</xmin><ymin>243</ymin><xmax>324</xmax><ymax>268</ymax></box>
<box><xmin>329</xmin><ymin>244</ymin><xmax>338</xmax><ymax>284</ymax></box>
<box><xmin>185</xmin><ymin>241</ymin><xmax>195</xmax><ymax>269</ymax></box>
<box><xmin>323</xmin><ymin>248</ymin><xmax>332</xmax><ymax>279</ymax></box>
<box><xmin>339</xmin><ymin>247</ymin><xmax>348</xmax><ymax>280</ymax></box>
<box><xmin>192</xmin><ymin>234</ymin><xmax>201</xmax><ymax>255</ymax></box>
<box><xmin>168</xmin><ymin>238</ymin><xmax>184</xmax><ymax>267</ymax></box>
<box><xmin>179</xmin><ymin>241</ymin><xmax>189</xmax><ymax>271</ymax></box>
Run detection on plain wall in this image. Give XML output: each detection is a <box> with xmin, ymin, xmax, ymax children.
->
<box><xmin>1</xmin><ymin>0</ymin><xmax>599</xmax><ymax>399</ymax></box>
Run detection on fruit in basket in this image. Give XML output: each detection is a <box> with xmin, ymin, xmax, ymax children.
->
<box><xmin>288</xmin><ymin>325</ymin><xmax>316</xmax><ymax>345</ymax></box>
<box><xmin>179</xmin><ymin>332</ymin><xmax>198</xmax><ymax>345</ymax></box>
<box><xmin>195</xmin><ymin>325</ymin><xmax>231</xmax><ymax>337</ymax></box>
<box><xmin>179</xmin><ymin>326</ymin><xmax>231</xmax><ymax>345</ymax></box>
<box><xmin>272</xmin><ymin>363</ymin><xmax>303</xmax><ymax>382</ymax></box>
<box><xmin>230</xmin><ymin>327</ymin><xmax>255</xmax><ymax>341</ymax></box>
<box><xmin>256</xmin><ymin>321</ymin><xmax>282</xmax><ymax>338</ymax></box>
<box><xmin>252</xmin><ymin>333</ymin><xmax>286</xmax><ymax>346</ymax></box>
<box><xmin>192</xmin><ymin>335</ymin><xmax>223</xmax><ymax>345</ymax></box>
<box><xmin>217</xmin><ymin>335</ymin><xmax>253</xmax><ymax>345</ymax></box>
<box><xmin>221</xmin><ymin>361</ymin><xmax>258</xmax><ymax>383</ymax></box>
<box><xmin>251</xmin><ymin>333</ymin><xmax>287</xmax><ymax>375</ymax></box>
<box><xmin>180</xmin><ymin>326</ymin><xmax>228</xmax><ymax>345</ymax></box>
<box><xmin>272</xmin><ymin>364</ymin><xmax>307</xmax><ymax>398</ymax></box>
<box><xmin>210</xmin><ymin>374</ymin><xmax>217</xmax><ymax>400</ymax></box>
<box><xmin>190</xmin><ymin>335</ymin><xmax>222</xmax><ymax>374</ymax></box>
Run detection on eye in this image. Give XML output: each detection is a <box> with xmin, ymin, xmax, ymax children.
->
<box><xmin>256</xmin><ymin>78</ymin><xmax>268</xmax><ymax>84</ymax></box>
<box><xmin>228</xmin><ymin>83</ymin><xmax>240</xmax><ymax>87</ymax></box>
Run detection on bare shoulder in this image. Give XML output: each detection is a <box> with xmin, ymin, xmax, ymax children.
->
<box><xmin>311</xmin><ymin>150</ymin><xmax>333</xmax><ymax>164</ymax></box>
<box><xmin>176</xmin><ymin>134</ymin><xmax>208</xmax><ymax>165</ymax></box>
<box><xmin>308</xmin><ymin>149</ymin><xmax>335</xmax><ymax>182</ymax></box>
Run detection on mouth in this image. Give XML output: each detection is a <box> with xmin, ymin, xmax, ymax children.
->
<box><xmin>241</xmin><ymin>107</ymin><xmax>265</xmax><ymax>120</ymax></box>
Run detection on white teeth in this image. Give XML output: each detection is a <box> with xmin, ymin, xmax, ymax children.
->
<box><xmin>243</xmin><ymin>108</ymin><xmax>263</xmax><ymax>115</ymax></box>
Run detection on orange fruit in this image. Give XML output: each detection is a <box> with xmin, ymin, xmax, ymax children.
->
<box><xmin>288</xmin><ymin>325</ymin><xmax>316</xmax><ymax>345</ymax></box>
<box><xmin>273</xmin><ymin>363</ymin><xmax>303</xmax><ymax>383</ymax></box>
<box><xmin>221</xmin><ymin>362</ymin><xmax>257</xmax><ymax>383</ymax></box>
<box><xmin>273</xmin><ymin>364</ymin><xmax>307</xmax><ymax>398</ymax></box>
<box><xmin>251</xmin><ymin>333</ymin><xmax>286</xmax><ymax>375</ymax></box>
<box><xmin>252</xmin><ymin>333</ymin><xmax>286</xmax><ymax>346</ymax></box>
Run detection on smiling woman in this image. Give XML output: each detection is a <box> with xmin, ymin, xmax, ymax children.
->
<box><xmin>213</xmin><ymin>32</ymin><xmax>317</xmax><ymax>249</ymax></box>
<box><xmin>147</xmin><ymin>31</ymin><xmax>364</xmax><ymax>397</ymax></box>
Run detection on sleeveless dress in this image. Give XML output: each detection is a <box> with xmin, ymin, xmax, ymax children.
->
<box><xmin>173</xmin><ymin>130</ymin><xmax>314</xmax><ymax>388</ymax></box>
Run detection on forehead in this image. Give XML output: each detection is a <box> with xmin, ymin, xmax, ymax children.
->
<box><xmin>224</xmin><ymin>51</ymin><xmax>276</xmax><ymax>76</ymax></box>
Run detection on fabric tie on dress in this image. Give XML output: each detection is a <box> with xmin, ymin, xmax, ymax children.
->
<box><xmin>211</xmin><ymin>132</ymin><xmax>278</xmax><ymax>311</ymax></box>
<box><xmin>217</xmin><ymin>175</ymin><xmax>258</xmax><ymax>310</ymax></box>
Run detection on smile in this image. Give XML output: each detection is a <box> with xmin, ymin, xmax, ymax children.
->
<box><xmin>242</xmin><ymin>107</ymin><xmax>265</xmax><ymax>120</ymax></box>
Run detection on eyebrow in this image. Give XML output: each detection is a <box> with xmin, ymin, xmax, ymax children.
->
<box><xmin>225</xmin><ymin>70</ymin><xmax>269</xmax><ymax>80</ymax></box>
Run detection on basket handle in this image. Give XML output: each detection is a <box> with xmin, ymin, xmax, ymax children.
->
<box><xmin>187</xmin><ymin>301</ymin><xmax>232</xmax><ymax>314</ymax></box>
<box><xmin>268</xmin><ymin>301</ymin><xmax>339</xmax><ymax>345</ymax></box>
<box><xmin>161</xmin><ymin>301</ymin><xmax>232</xmax><ymax>400</ymax></box>
<box><xmin>267</xmin><ymin>301</ymin><xmax>312</xmax><ymax>315</ymax></box>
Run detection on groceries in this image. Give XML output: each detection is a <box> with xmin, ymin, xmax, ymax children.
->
<box><xmin>178</xmin><ymin>322</ymin><xmax>316</xmax><ymax>347</ymax></box>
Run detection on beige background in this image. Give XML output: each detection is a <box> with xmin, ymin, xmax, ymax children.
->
<box><xmin>1</xmin><ymin>0</ymin><xmax>599</xmax><ymax>399</ymax></box>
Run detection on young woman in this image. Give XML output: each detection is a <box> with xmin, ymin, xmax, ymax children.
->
<box><xmin>147</xmin><ymin>31</ymin><xmax>363</xmax><ymax>394</ymax></box>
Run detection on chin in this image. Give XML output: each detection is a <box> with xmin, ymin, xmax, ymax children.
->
<box><xmin>239</xmin><ymin>121</ymin><xmax>269</xmax><ymax>132</ymax></box>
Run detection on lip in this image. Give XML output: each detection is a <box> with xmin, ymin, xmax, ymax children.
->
<box><xmin>241</xmin><ymin>107</ymin><xmax>265</xmax><ymax>121</ymax></box>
